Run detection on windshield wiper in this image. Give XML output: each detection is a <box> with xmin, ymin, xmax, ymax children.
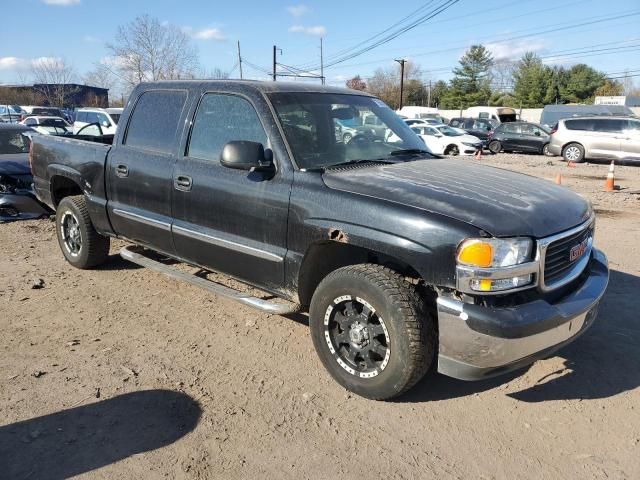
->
<box><xmin>389</xmin><ymin>148</ymin><xmax>431</xmax><ymax>156</ymax></box>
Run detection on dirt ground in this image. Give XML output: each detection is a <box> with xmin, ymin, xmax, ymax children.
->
<box><xmin>1</xmin><ymin>153</ymin><xmax>639</xmax><ymax>479</ymax></box>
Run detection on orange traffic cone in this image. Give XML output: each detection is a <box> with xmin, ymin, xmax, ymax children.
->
<box><xmin>474</xmin><ymin>149</ymin><xmax>482</xmax><ymax>160</ymax></box>
<box><xmin>555</xmin><ymin>173</ymin><xmax>562</xmax><ymax>185</ymax></box>
<box><xmin>603</xmin><ymin>161</ymin><xmax>616</xmax><ymax>192</ymax></box>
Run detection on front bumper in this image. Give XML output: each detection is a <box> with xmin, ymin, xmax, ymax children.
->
<box><xmin>436</xmin><ymin>249</ymin><xmax>609</xmax><ymax>380</ymax></box>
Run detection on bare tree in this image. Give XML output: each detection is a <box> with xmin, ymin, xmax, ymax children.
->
<box><xmin>107</xmin><ymin>15</ymin><xmax>199</xmax><ymax>88</ymax></box>
<box><xmin>202</xmin><ymin>67</ymin><xmax>230</xmax><ymax>79</ymax></box>
<box><xmin>30</xmin><ymin>57</ymin><xmax>78</xmax><ymax>107</ymax></box>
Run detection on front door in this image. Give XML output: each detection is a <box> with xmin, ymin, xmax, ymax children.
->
<box><xmin>107</xmin><ymin>89</ymin><xmax>189</xmax><ymax>254</ymax></box>
<box><xmin>519</xmin><ymin>123</ymin><xmax>547</xmax><ymax>152</ymax></box>
<box><xmin>171</xmin><ymin>92</ymin><xmax>292</xmax><ymax>291</ymax></box>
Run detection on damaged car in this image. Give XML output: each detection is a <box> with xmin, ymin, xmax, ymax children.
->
<box><xmin>0</xmin><ymin>124</ymin><xmax>51</xmax><ymax>221</ymax></box>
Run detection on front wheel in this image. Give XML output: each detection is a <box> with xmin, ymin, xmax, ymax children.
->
<box><xmin>542</xmin><ymin>143</ymin><xmax>552</xmax><ymax>156</ymax></box>
<box><xmin>488</xmin><ymin>140</ymin><xmax>502</xmax><ymax>154</ymax></box>
<box><xmin>56</xmin><ymin>195</ymin><xmax>110</xmax><ymax>269</ymax></box>
<box><xmin>563</xmin><ymin>143</ymin><xmax>585</xmax><ymax>163</ymax></box>
<box><xmin>309</xmin><ymin>264</ymin><xmax>435</xmax><ymax>400</ymax></box>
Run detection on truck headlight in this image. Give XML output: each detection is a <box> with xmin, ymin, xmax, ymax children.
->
<box><xmin>456</xmin><ymin>238</ymin><xmax>536</xmax><ymax>293</ymax></box>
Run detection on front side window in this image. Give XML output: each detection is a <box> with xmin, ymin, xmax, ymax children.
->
<box><xmin>521</xmin><ymin>124</ymin><xmax>542</xmax><ymax>136</ymax></box>
<box><xmin>96</xmin><ymin>113</ymin><xmax>110</xmax><ymax>126</ymax></box>
<box><xmin>125</xmin><ymin>90</ymin><xmax>187</xmax><ymax>154</ymax></box>
<box><xmin>188</xmin><ymin>94</ymin><xmax>267</xmax><ymax>162</ymax></box>
<box><xmin>436</xmin><ymin>125</ymin><xmax>463</xmax><ymax>137</ymax></box>
<box><xmin>269</xmin><ymin>92</ymin><xmax>429</xmax><ymax>169</ymax></box>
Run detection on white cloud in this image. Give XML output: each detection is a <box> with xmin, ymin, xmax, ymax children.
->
<box><xmin>486</xmin><ymin>39</ymin><xmax>547</xmax><ymax>61</ymax></box>
<box><xmin>287</xmin><ymin>4</ymin><xmax>309</xmax><ymax>17</ymax></box>
<box><xmin>0</xmin><ymin>57</ymin><xmax>26</xmax><ymax>70</ymax></box>
<box><xmin>289</xmin><ymin>25</ymin><xmax>326</xmax><ymax>36</ymax></box>
<box><xmin>182</xmin><ymin>26</ymin><xmax>226</xmax><ymax>41</ymax></box>
<box><xmin>41</xmin><ymin>0</ymin><xmax>81</xmax><ymax>5</ymax></box>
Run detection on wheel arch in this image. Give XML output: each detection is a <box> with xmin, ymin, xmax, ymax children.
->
<box><xmin>297</xmin><ymin>239</ymin><xmax>424</xmax><ymax>307</ymax></box>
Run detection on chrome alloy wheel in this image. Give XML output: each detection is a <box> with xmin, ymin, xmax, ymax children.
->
<box><xmin>323</xmin><ymin>296</ymin><xmax>391</xmax><ymax>378</ymax></box>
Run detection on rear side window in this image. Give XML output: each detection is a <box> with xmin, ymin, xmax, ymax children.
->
<box><xmin>565</xmin><ymin>119</ymin><xmax>595</xmax><ymax>131</ymax></box>
<box><xmin>125</xmin><ymin>90</ymin><xmax>187</xmax><ymax>154</ymax></box>
<box><xmin>597</xmin><ymin>119</ymin><xmax>626</xmax><ymax>133</ymax></box>
<box><xmin>187</xmin><ymin>94</ymin><xmax>267</xmax><ymax>161</ymax></box>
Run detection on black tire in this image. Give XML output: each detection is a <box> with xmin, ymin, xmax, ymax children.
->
<box><xmin>445</xmin><ymin>145</ymin><xmax>459</xmax><ymax>156</ymax></box>
<box><xmin>309</xmin><ymin>264</ymin><xmax>435</xmax><ymax>400</ymax></box>
<box><xmin>56</xmin><ymin>195</ymin><xmax>110</xmax><ymax>269</ymax></box>
<box><xmin>542</xmin><ymin>143</ymin><xmax>551</xmax><ymax>156</ymax></box>
<box><xmin>342</xmin><ymin>132</ymin><xmax>352</xmax><ymax>144</ymax></box>
<box><xmin>562</xmin><ymin>143</ymin><xmax>585</xmax><ymax>163</ymax></box>
<box><xmin>488</xmin><ymin>140</ymin><xmax>502</xmax><ymax>154</ymax></box>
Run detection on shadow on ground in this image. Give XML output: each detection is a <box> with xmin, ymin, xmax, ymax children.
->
<box><xmin>0</xmin><ymin>390</ymin><xmax>201</xmax><ymax>479</ymax></box>
<box><xmin>398</xmin><ymin>269</ymin><xmax>640</xmax><ymax>403</ymax></box>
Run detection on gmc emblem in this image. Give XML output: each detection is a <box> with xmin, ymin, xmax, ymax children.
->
<box><xmin>569</xmin><ymin>238</ymin><xmax>589</xmax><ymax>262</ymax></box>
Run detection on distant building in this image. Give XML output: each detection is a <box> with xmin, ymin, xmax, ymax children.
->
<box><xmin>594</xmin><ymin>96</ymin><xmax>640</xmax><ymax>107</ymax></box>
<box><xmin>0</xmin><ymin>83</ymin><xmax>109</xmax><ymax>108</ymax></box>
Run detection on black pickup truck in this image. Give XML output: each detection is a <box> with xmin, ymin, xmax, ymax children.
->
<box><xmin>30</xmin><ymin>80</ymin><xmax>609</xmax><ymax>400</ymax></box>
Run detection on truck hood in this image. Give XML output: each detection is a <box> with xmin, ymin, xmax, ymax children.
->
<box><xmin>322</xmin><ymin>159</ymin><xmax>591</xmax><ymax>238</ymax></box>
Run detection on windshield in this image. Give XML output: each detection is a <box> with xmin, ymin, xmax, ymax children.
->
<box><xmin>110</xmin><ymin>114</ymin><xmax>121</xmax><ymax>125</ymax></box>
<box><xmin>0</xmin><ymin>130</ymin><xmax>31</xmax><ymax>154</ymax></box>
<box><xmin>436</xmin><ymin>125</ymin><xmax>463</xmax><ymax>137</ymax></box>
<box><xmin>269</xmin><ymin>92</ymin><xmax>430</xmax><ymax>169</ymax></box>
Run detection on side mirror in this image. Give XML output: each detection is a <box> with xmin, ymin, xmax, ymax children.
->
<box><xmin>102</xmin><ymin>120</ymin><xmax>110</xmax><ymax>127</ymax></box>
<box><xmin>220</xmin><ymin>141</ymin><xmax>274</xmax><ymax>173</ymax></box>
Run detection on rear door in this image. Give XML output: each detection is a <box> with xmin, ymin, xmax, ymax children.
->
<box><xmin>589</xmin><ymin>119</ymin><xmax>622</xmax><ymax>159</ymax></box>
<box><xmin>106</xmin><ymin>89</ymin><xmax>189</xmax><ymax>254</ymax></box>
<box><xmin>171</xmin><ymin>90</ymin><xmax>292</xmax><ymax>289</ymax></box>
<box><xmin>500</xmin><ymin>123</ymin><xmax>521</xmax><ymax>150</ymax></box>
<box><xmin>620</xmin><ymin>119</ymin><xmax>640</xmax><ymax>158</ymax></box>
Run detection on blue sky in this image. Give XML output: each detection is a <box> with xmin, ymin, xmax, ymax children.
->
<box><xmin>1</xmin><ymin>0</ymin><xmax>639</xmax><ymax>88</ymax></box>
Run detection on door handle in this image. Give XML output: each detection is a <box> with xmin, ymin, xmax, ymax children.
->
<box><xmin>174</xmin><ymin>175</ymin><xmax>193</xmax><ymax>192</ymax></box>
<box><xmin>115</xmin><ymin>164</ymin><xmax>129</xmax><ymax>177</ymax></box>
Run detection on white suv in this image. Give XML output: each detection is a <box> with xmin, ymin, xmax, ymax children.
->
<box><xmin>73</xmin><ymin>108</ymin><xmax>123</xmax><ymax>135</ymax></box>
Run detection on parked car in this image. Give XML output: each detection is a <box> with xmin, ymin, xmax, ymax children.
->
<box><xmin>0</xmin><ymin>105</ymin><xmax>27</xmax><ymax>123</ymax></box>
<box><xmin>73</xmin><ymin>108</ymin><xmax>123</xmax><ymax>136</ymax></box>
<box><xmin>21</xmin><ymin>116</ymin><xmax>73</xmax><ymax>136</ymax></box>
<box><xmin>31</xmin><ymin>80</ymin><xmax>608</xmax><ymax>400</ymax></box>
<box><xmin>448</xmin><ymin>117</ymin><xmax>496</xmax><ymax>146</ymax></box>
<box><xmin>21</xmin><ymin>106</ymin><xmax>65</xmax><ymax>118</ymax></box>
<box><xmin>409</xmin><ymin>124</ymin><xmax>482</xmax><ymax>155</ymax></box>
<box><xmin>0</xmin><ymin>124</ymin><xmax>51</xmax><ymax>221</ymax></box>
<box><xmin>540</xmin><ymin>104</ymin><xmax>636</xmax><ymax>129</ymax></box>
<box><xmin>548</xmin><ymin>116</ymin><xmax>640</xmax><ymax>163</ymax></box>
<box><xmin>404</xmin><ymin>118</ymin><xmax>441</xmax><ymax>127</ymax></box>
<box><xmin>488</xmin><ymin>121</ymin><xmax>551</xmax><ymax>155</ymax></box>
<box><xmin>462</xmin><ymin>106</ymin><xmax>518</xmax><ymax>123</ymax></box>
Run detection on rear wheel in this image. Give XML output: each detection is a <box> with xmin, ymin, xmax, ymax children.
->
<box><xmin>56</xmin><ymin>195</ymin><xmax>110</xmax><ymax>269</ymax></box>
<box><xmin>488</xmin><ymin>140</ymin><xmax>502</xmax><ymax>154</ymax></box>
<box><xmin>445</xmin><ymin>145</ymin><xmax>459</xmax><ymax>156</ymax></box>
<box><xmin>309</xmin><ymin>264</ymin><xmax>435</xmax><ymax>400</ymax></box>
<box><xmin>562</xmin><ymin>143</ymin><xmax>585</xmax><ymax>163</ymax></box>
<box><xmin>542</xmin><ymin>143</ymin><xmax>551</xmax><ymax>156</ymax></box>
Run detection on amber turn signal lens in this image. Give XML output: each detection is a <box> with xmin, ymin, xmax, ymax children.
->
<box><xmin>457</xmin><ymin>240</ymin><xmax>493</xmax><ymax>268</ymax></box>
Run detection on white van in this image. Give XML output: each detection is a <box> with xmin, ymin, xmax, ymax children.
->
<box><xmin>73</xmin><ymin>108</ymin><xmax>123</xmax><ymax>135</ymax></box>
<box><xmin>463</xmin><ymin>106</ymin><xmax>517</xmax><ymax>123</ymax></box>
<box><xmin>397</xmin><ymin>106</ymin><xmax>441</xmax><ymax>120</ymax></box>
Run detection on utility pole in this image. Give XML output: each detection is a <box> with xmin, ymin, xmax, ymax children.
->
<box><xmin>320</xmin><ymin>37</ymin><xmax>325</xmax><ymax>85</ymax></box>
<box><xmin>428</xmin><ymin>80</ymin><xmax>432</xmax><ymax>108</ymax></box>
<box><xmin>237</xmin><ymin>41</ymin><xmax>243</xmax><ymax>79</ymax></box>
<box><xmin>273</xmin><ymin>45</ymin><xmax>277</xmax><ymax>81</ymax></box>
<box><xmin>394</xmin><ymin>59</ymin><xmax>406</xmax><ymax>109</ymax></box>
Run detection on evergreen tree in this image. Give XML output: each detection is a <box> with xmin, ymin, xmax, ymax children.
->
<box><xmin>441</xmin><ymin>45</ymin><xmax>493</xmax><ymax>108</ymax></box>
<box><xmin>561</xmin><ymin>64</ymin><xmax>607</xmax><ymax>103</ymax></box>
<box><xmin>512</xmin><ymin>52</ymin><xmax>548</xmax><ymax>107</ymax></box>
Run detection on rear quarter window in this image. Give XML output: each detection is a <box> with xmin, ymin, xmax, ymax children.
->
<box><xmin>565</xmin><ymin>119</ymin><xmax>595</xmax><ymax>131</ymax></box>
<box><xmin>124</xmin><ymin>90</ymin><xmax>187</xmax><ymax>154</ymax></box>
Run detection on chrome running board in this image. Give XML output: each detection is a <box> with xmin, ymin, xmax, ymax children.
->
<box><xmin>120</xmin><ymin>245</ymin><xmax>301</xmax><ymax>315</ymax></box>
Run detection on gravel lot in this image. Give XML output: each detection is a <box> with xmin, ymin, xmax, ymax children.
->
<box><xmin>1</xmin><ymin>153</ymin><xmax>639</xmax><ymax>479</ymax></box>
